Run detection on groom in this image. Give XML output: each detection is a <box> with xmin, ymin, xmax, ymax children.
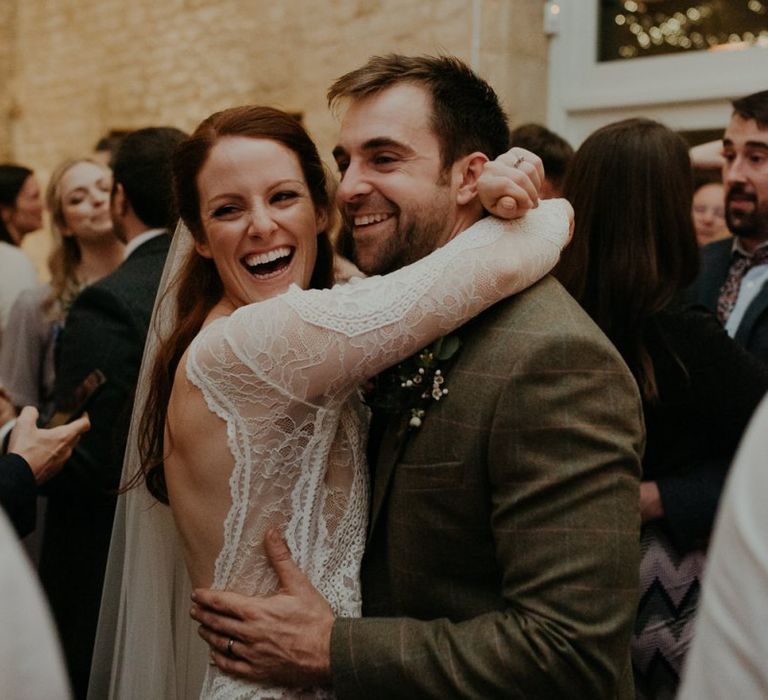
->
<box><xmin>192</xmin><ymin>55</ymin><xmax>644</xmax><ymax>698</ymax></box>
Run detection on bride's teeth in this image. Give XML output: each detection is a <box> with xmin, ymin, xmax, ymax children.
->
<box><xmin>354</xmin><ymin>213</ymin><xmax>390</xmax><ymax>226</ymax></box>
<box><xmin>244</xmin><ymin>247</ymin><xmax>291</xmax><ymax>267</ymax></box>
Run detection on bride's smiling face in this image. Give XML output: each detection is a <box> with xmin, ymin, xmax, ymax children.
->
<box><xmin>195</xmin><ymin>136</ymin><xmax>326</xmax><ymax>310</ymax></box>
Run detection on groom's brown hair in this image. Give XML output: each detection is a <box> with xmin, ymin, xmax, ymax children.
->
<box><xmin>327</xmin><ymin>54</ymin><xmax>510</xmax><ymax>172</ymax></box>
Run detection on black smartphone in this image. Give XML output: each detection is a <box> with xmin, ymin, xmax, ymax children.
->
<box><xmin>44</xmin><ymin>369</ymin><xmax>107</xmax><ymax>428</ymax></box>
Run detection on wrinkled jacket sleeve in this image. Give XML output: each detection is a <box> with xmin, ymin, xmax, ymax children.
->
<box><xmin>0</xmin><ymin>454</ymin><xmax>37</xmax><ymax>538</ymax></box>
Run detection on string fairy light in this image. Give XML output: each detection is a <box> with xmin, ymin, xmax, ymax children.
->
<box><xmin>603</xmin><ymin>0</ymin><xmax>768</xmax><ymax>61</ymax></box>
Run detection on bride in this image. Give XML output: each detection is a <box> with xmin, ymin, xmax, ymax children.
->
<box><xmin>90</xmin><ymin>105</ymin><xmax>570</xmax><ymax>699</ymax></box>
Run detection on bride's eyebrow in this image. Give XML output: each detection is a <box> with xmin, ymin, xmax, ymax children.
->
<box><xmin>268</xmin><ymin>179</ymin><xmax>306</xmax><ymax>190</ymax></box>
<box><xmin>204</xmin><ymin>179</ymin><xmax>307</xmax><ymax>205</ymax></box>
<box><xmin>205</xmin><ymin>191</ymin><xmax>244</xmax><ymax>206</ymax></box>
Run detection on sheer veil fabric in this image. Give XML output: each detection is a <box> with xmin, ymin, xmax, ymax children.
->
<box><xmin>89</xmin><ymin>202</ymin><xmax>571</xmax><ymax>699</ymax></box>
<box><xmin>88</xmin><ymin>224</ymin><xmax>209</xmax><ymax>699</ymax></box>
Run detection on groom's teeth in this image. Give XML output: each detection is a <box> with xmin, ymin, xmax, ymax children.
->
<box><xmin>354</xmin><ymin>213</ymin><xmax>390</xmax><ymax>226</ymax></box>
<box><xmin>244</xmin><ymin>247</ymin><xmax>291</xmax><ymax>267</ymax></box>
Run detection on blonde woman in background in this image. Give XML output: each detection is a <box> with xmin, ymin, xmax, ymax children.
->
<box><xmin>0</xmin><ymin>158</ymin><xmax>124</xmax><ymax>421</ymax></box>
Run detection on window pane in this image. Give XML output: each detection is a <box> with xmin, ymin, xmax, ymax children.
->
<box><xmin>598</xmin><ymin>0</ymin><xmax>768</xmax><ymax>62</ymax></box>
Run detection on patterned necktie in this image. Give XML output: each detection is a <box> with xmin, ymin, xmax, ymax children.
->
<box><xmin>717</xmin><ymin>246</ymin><xmax>768</xmax><ymax>323</ymax></box>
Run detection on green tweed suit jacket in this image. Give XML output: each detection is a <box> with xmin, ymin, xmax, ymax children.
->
<box><xmin>330</xmin><ymin>276</ymin><xmax>644</xmax><ymax>699</ymax></box>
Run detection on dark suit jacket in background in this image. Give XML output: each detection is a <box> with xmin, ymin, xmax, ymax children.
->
<box><xmin>39</xmin><ymin>233</ymin><xmax>170</xmax><ymax>699</ymax></box>
<box><xmin>0</xmin><ymin>453</ymin><xmax>36</xmax><ymax>538</ymax></box>
<box><xmin>690</xmin><ymin>238</ymin><xmax>768</xmax><ymax>361</ymax></box>
<box><xmin>643</xmin><ymin>306</ymin><xmax>768</xmax><ymax>553</ymax></box>
<box><xmin>331</xmin><ymin>276</ymin><xmax>645</xmax><ymax>699</ymax></box>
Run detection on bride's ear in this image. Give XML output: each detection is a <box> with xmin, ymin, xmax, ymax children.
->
<box><xmin>194</xmin><ymin>238</ymin><xmax>212</xmax><ymax>259</ymax></box>
<box><xmin>454</xmin><ymin>152</ymin><xmax>489</xmax><ymax>206</ymax></box>
<box><xmin>315</xmin><ymin>207</ymin><xmax>329</xmax><ymax>235</ymax></box>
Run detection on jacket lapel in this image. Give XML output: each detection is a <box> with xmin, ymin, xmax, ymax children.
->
<box><xmin>364</xmin><ymin>329</ymin><xmax>466</xmax><ymax>545</ymax></box>
<box><xmin>367</xmin><ymin>412</ymin><xmax>410</xmax><ymax>545</ymax></box>
<box><xmin>735</xmin><ymin>278</ymin><xmax>768</xmax><ymax>346</ymax></box>
<box><xmin>699</xmin><ymin>241</ymin><xmax>733</xmax><ymax>309</ymax></box>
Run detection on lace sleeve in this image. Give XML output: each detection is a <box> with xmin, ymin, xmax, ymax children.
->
<box><xmin>212</xmin><ymin>199</ymin><xmax>569</xmax><ymax>403</ymax></box>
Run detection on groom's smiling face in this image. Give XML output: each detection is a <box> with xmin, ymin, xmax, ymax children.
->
<box><xmin>332</xmin><ymin>83</ymin><xmax>459</xmax><ymax>276</ymax></box>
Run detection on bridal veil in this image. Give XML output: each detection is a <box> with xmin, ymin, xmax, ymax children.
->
<box><xmin>88</xmin><ymin>223</ymin><xmax>208</xmax><ymax>699</ymax></box>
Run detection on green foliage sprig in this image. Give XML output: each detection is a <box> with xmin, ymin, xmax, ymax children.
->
<box><xmin>364</xmin><ymin>334</ymin><xmax>461</xmax><ymax>429</ymax></box>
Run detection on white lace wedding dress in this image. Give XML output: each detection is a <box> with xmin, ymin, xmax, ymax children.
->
<box><xmin>89</xmin><ymin>201</ymin><xmax>569</xmax><ymax>700</ymax></box>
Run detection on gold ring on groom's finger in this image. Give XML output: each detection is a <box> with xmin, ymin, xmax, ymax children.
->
<box><xmin>226</xmin><ymin>637</ymin><xmax>236</xmax><ymax>658</ymax></box>
<box><xmin>513</xmin><ymin>155</ymin><xmax>525</xmax><ymax>168</ymax></box>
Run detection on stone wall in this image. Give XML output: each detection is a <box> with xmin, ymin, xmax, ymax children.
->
<box><xmin>1</xmin><ymin>0</ymin><xmax>549</xmax><ymax>267</ymax></box>
<box><xmin>0</xmin><ymin>1</ymin><xmax>18</xmax><ymax>162</ymax></box>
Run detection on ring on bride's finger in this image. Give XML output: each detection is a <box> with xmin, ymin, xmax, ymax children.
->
<box><xmin>513</xmin><ymin>155</ymin><xmax>525</xmax><ymax>168</ymax></box>
<box><xmin>226</xmin><ymin>637</ymin><xmax>236</xmax><ymax>658</ymax></box>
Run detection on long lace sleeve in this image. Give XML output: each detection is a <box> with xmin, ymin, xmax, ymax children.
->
<box><xmin>215</xmin><ymin>199</ymin><xmax>569</xmax><ymax>405</ymax></box>
<box><xmin>190</xmin><ymin>200</ymin><xmax>569</xmax><ymax>699</ymax></box>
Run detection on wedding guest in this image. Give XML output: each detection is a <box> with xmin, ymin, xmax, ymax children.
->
<box><xmin>677</xmin><ymin>395</ymin><xmax>768</xmax><ymax>700</ymax></box>
<box><xmin>192</xmin><ymin>55</ymin><xmax>643</xmax><ymax>699</ymax></box>
<box><xmin>509</xmin><ymin>122</ymin><xmax>573</xmax><ymax>198</ymax></box>
<box><xmin>688</xmin><ymin>90</ymin><xmax>768</xmax><ymax>361</ymax></box>
<box><xmin>0</xmin><ymin>406</ymin><xmax>89</xmax><ymax>538</ymax></box>
<box><xmin>0</xmin><ymin>507</ymin><xmax>70</xmax><ymax>699</ymax></box>
<box><xmin>40</xmin><ymin>127</ymin><xmax>186</xmax><ymax>699</ymax></box>
<box><xmin>92</xmin><ymin>134</ymin><xmax>124</xmax><ymax>168</ymax></box>
<box><xmin>692</xmin><ymin>180</ymin><xmax>730</xmax><ymax>247</ymax></box>
<box><xmin>0</xmin><ymin>165</ymin><xmax>41</xmax><ymax>339</ymax></box>
<box><xmin>554</xmin><ymin>117</ymin><xmax>768</xmax><ymax>698</ymax></box>
<box><xmin>0</xmin><ymin>159</ymin><xmax>124</xmax><ymax>419</ymax></box>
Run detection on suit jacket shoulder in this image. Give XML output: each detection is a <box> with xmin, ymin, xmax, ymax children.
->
<box><xmin>89</xmin><ymin>233</ymin><xmax>170</xmax><ymax>330</ymax></box>
<box><xmin>50</xmin><ymin>234</ymin><xmax>170</xmax><ymax>497</ymax></box>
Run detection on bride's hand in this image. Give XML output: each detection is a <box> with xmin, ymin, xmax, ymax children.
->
<box><xmin>333</xmin><ymin>252</ymin><xmax>366</xmax><ymax>283</ymax></box>
<box><xmin>478</xmin><ymin>147</ymin><xmax>544</xmax><ymax>220</ymax></box>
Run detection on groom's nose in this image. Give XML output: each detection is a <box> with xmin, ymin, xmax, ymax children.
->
<box><xmin>336</xmin><ymin>161</ymin><xmax>374</xmax><ymax>205</ymax></box>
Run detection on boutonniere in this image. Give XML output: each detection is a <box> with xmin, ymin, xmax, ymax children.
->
<box><xmin>364</xmin><ymin>334</ymin><xmax>461</xmax><ymax>429</ymax></box>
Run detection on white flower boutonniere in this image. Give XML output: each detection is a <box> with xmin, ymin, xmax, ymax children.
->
<box><xmin>364</xmin><ymin>334</ymin><xmax>461</xmax><ymax>430</ymax></box>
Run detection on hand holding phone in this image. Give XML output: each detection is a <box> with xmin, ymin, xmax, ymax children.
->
<box><xmin>45</xmin><ymin>370</ymin><xmax>107</xmax><ymax>429</ymax></box>
<box><xmin>9</xmin><ymin>406</ymin><xmax>91</xmax><ymax>484</ymax></box>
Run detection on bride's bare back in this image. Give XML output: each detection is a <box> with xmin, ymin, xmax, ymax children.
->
<box><xmin>165</xmin><ymin>347</ymin><xmax>234</xmax><ymax>588</ymax></box>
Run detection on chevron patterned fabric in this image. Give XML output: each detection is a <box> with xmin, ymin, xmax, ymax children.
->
<box><xmin>632</xmin><ymin>522</ymin><xmax>706</xmax><ymax>699</ymax></box>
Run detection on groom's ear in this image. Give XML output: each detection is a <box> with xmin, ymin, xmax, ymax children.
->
<box><xmin>453</xmin><ymin>152</ymin><xmax>490</xmax><ymax>206</ymax></box>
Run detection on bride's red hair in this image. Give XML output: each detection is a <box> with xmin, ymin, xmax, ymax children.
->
<box><xmin>135</xmin><ymin>106</ymin><xmax>335</xmax><ymax>503</ymax></box>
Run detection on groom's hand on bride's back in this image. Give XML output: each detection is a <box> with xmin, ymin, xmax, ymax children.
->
<box><xmin>190</xmin><ymin>528</ymin><xmax>334</xmax><ymax>687</ymax></box>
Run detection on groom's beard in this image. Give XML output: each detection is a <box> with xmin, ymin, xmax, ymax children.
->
<box><xmin>726</xmin><ymin>183</ymin><xmax>768</xmax><ymax>240</ymax></box>
<box><xmin>344</xmin><ymin>190</ymin><xmax>453</xmax><ymax>276</ymax></box>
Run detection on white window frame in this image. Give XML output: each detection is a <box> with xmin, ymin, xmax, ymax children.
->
<box><xmin>546</xmin><ymin>0</ymin><xmax>768</xmax><ymax>146</ymax></box>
